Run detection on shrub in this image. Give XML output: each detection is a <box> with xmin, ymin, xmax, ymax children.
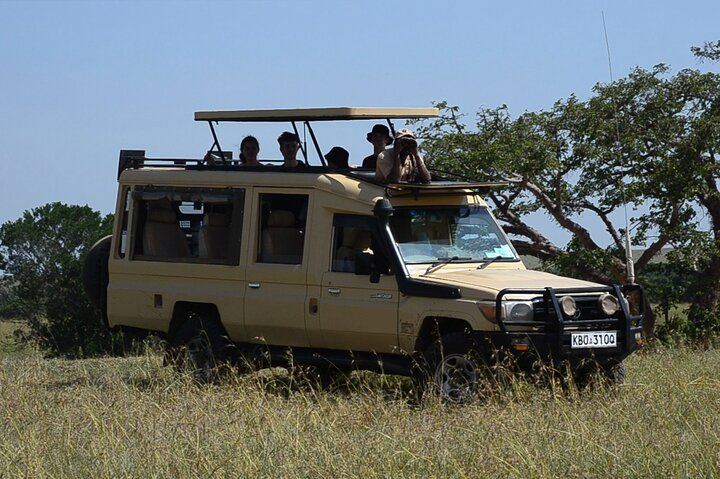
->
<box><xmin>0</xmin><ymin>202</ymin><xmax>118</xmax><ymax>357</ymax></box>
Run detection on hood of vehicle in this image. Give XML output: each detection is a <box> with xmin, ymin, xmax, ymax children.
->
<box><xmin>418</xmin><ymin>268</ymin><xmax>601</xmax><ymax>295</ymax></box>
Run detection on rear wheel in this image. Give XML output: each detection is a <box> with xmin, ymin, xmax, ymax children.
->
<box><xmin>168</xmin><ymin>315</ymin><xmax>238</xmax><ymax>383</ymax></box>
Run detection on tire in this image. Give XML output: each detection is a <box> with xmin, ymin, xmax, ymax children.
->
<box><xmin>600</xmin><ymin>360</ymin><xmax>625</xmax><ymax>385</ymax></box>
<box><xmin>82</xmin><ymin>235</ymin><xmax>112</xmax><ymax>310</ymax></box>
<box><xmin>573</xmin><ymin>359</ymin><xmax>625</xmax><ymax>389</ymax></box>
<box><xmin>168</xmin><ymin>315</ymin><xmax>238</xmax><ymax>383</ymax></box>
<box><xmin>415</xmin><ymin>331</ymin><xmax>487</xmax><ymax>404</ymax></box>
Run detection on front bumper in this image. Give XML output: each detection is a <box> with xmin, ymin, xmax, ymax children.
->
<box><xmin>479</xmin><ymin>284</ymin><xmax>644</xmax><ymax>364</ymax></box>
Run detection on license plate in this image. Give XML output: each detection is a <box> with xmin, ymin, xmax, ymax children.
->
<box><xmin>571</xmin><ymin>331</ymin><xmax>617</xmax><ymax>349</ymax></box>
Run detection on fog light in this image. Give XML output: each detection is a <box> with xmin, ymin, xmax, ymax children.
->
<box><xmin>598</xmin><ymin>293</ymin><xmax>619</xmax><ymax>315</ymax></box>
<box><xmin>559</xmin><ymin>296</ymin><xmax>578</xmax><ymax>317</ymax></box>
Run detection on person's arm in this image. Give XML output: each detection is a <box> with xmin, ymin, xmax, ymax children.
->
<box><xmin>375</xmin><ymin>150</ymin><xmax>399</xmax><ymax>183</ymax></box>
<box><xmin>416</xmin><ymin>154</ymin><xmax>431</xmax><ymax>183</ymax></box>
<box><xmin>385</xmin><ymin>151</ymin><xmax>402</xmax><ymax>183</ymax></box>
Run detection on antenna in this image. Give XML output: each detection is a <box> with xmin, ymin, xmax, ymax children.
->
<box><xmin>602</xmin><ymin>12</ymin><xmax>635</xmax><ymax>284</ymax></box>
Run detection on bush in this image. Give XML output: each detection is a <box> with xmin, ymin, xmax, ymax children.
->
<box><xmin>656</xmin><ymin>307</ymin><xmax>720</xmax><ymax>347</ymax></box>
<box><xmin>0</xmin><ymin>202</ymin><xmax>118</xmax><ymax>358</ymax></box>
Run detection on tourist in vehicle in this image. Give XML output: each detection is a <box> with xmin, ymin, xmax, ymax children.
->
<box><xmin>239</xmin><ymin>135</ymin><xmax>263</xmax><ymax>166</ymax></box>
<box><xmin>277</xmin><ymin>131</ymin><xmax>305</xmax><ymax>167</ymax></box>
<box><xmin>362</xmin><ymin>124</ymin><xmax>393</xmax><ymax>169</ymax></box>
<box><xmin>324</xmin><ymin>146</ymin><xmax>349</xmax><ymax>169</ymax></box>
<box><xmin>375</xmin><ymin>128</ymin><xmax>431</xmax><ymax>184</ymax></box>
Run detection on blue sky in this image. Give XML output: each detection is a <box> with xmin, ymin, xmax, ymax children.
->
<box><xmin>1</xmin><ymin>0</ymin><xmax>718</xmax><ymax>247</ymax></box>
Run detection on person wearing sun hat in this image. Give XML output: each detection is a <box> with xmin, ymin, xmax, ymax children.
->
<box><xmin>362</xmin><ymin>124</ymin><xmax>393</xmax><ymax>169</ymax></box>
<box><xmin>375</xmin><ymin>128</ymin><xmax>431</xmax><ymax>184</ymax></box>
<box><xmin>324</xmin><ymin>146</ymin><xmax>350</xmax><ymax>169</ymax></box>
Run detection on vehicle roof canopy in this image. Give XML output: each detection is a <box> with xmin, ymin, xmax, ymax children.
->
<box><xmin>194</xmin><ymin>107</ymin><xmax>439</xmax><ymax>122</ymax></box>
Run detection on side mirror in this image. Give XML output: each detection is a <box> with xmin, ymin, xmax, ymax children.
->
<box><xmin>369</xmin><ymin>270</ymin><xmax>381</xmax><ymax>284</ymax></box>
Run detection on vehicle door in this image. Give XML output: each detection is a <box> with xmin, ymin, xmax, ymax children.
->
<box><xmin>318</xmin><ymin>215</ymin><xmax>399</xmax><ymax>353</ymax></box>
<box><xmin>243</xmin><ymin>191</ymin><xmax>311</xmax><ymax>347</ymax></box>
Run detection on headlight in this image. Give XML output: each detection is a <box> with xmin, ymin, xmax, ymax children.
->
<box><xmin>598</xmin><ymin>293</ymin><xmax>619</xmax><ymax>315</ymax></box>
<box><xmin>476</xmin><ymin>300</ymin><xmax>534</xmax><ymax>323</ymax></box>
<box><xmin>559</xmin><ymin>296</ymin><xmax>578</xmax><ymax>317</ymax></box>
<box><xmin>503</xmin><ymin>301</ymin><xmax>534</xmax><ymax>322</ymax></box>
<box><xmin>508</xmin><ymin>302</ymin><xmax>533</xmax><ymax>321</ymax></box>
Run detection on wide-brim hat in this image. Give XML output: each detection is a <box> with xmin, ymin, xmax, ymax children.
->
<box><xmin>324</xmin><ymin>146</ymin><xmax>349</xmax><ymax>168</ymax></box>
<box><xmin>366</xmin><ymin>124</ymin><xmax>393</xmax><ymax>145</ymax></box>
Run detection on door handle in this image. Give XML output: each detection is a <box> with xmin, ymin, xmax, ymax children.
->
<box><xmin>248</xmin><ymin>282</ymin><xmax>261</xmax><ymax>289</ymax></box>
<box><xmin>327</xmin><ymin>288</ymin><xmax>341</xmax><ymax>295</ymax></box>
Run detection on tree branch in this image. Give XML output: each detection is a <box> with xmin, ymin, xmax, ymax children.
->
<box><xmin>521</xmin><ymin>178</ymin><xmax>603</xmax><ymax>251</ymax></box>
<box><xmin>581</xmin><ymin>201</ymin><xmax>623</xmax><ymax>250</ymax></box>
<box><xmin>635</xmin><ymin>203</ymin><xmax>680</xmax><ymax>271</ymax></box>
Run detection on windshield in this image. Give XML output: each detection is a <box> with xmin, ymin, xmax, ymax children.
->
<box><xmin>389</xmin><ymin>205</ymin><xmax>519</xmax><ymax>264</ymax></box>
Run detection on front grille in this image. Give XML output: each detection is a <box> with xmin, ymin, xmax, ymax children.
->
<box><xmin>533</xmin><ymin>295</ymin><xmax>618</xmax><ymax>327</ymax></box>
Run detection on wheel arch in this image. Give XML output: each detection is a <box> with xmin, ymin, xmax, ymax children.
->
<box><xmin>414</xmin><ymin>316</ymin><xmax>473</xmax><ymax>353</ymax></box>
<box><xmin>168</xmin><ymin>301</ymin><xmax>224</xmax><ymax>341</ymax></box>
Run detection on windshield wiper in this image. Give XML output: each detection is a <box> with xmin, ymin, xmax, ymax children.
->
<box><xmin>476</xmin><ymin>255</ymin><xmax>505</xmax><ymax>269</ymax></box>
<box><xmin>425</xmin><ymin>256</ymin><xmax>473</xmax><ymax>274</ymax></box>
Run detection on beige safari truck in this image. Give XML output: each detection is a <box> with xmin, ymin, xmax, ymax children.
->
<box><xmin>83</xmin><ymin>107</ymin><xmax>644</xmax><ymax>402</ymax></box>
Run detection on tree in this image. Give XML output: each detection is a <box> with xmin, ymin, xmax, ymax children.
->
<box><xmin>691</xmin><ymin>40</ymin><xmax>720</xmax><ymax>63</ymax></box>
<box><xmin>0</xmin><ymin>202</ymin><xmax>115</xmax><ymax>357</ymax></box>
<box><xmin>414</xmin><ymin>62</ymin><xmax>720</xmax><ymax>339</ymax></box>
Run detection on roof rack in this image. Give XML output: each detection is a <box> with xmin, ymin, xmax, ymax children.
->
<box><xmin>195</xmin><ymin>106</ymin><xmax>439</xmax><ymax>167</ymax></box>
<box><xmin>194</xmin><ymin>107</ymin><xmax>439</xmax><ymax>122</ymax></box>
<box><xmin>117</xmin><ymin>151</ymin><xmax>507</xmax><ymax>197</ymax></box>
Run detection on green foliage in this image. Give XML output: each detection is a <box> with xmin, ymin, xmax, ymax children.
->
<box><xmin>0</xmin><ymin>202</ymin><xmax>115</xmax><ymax>358</ymax></box>
<box><xmin>0</xmin><ymin>276</ymin><xmax>20</xmax><ymax>318</ymax></box>
<box><xmin>656</xmin><ymin>307</ymin><xmax>720</xmax><ymax>346</ymax></box>
<box><xmin>414</xmin><ymin>58</ymin><xmax>720</xmax><ymax>339</ymax></box>
<box><xmin>542</xmin><ymin>237</ymin><xmax>619</xmax><ymax>280</ymax></box>
<box><xmin>692</xmin><ymin>40</ymin><xmax>720</xmax><ymax>62</ymax></box>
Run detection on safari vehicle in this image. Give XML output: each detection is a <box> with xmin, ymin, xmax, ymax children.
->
<box><xmin>84</xmin><ymin>107</ymin><xmax>644</xmax><ymax>402</ymax></box>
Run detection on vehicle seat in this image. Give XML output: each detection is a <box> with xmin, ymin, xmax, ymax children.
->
<box><xmin>142</xmin><ymin>206</ymin><xmax>190</xmax><ymax>258</ymax></box>
<box><xmin>261</xmin><ymin>210</ymin><xmax>304</xmax><ymax>263</ymax></box>
<box><xmin>199</xmin><ymin>212</ymin><xmax>230</xmax><ymax>259</ymax></box>
<box><xmin>334</xmin><ymin>228</ymin><xmax>372</xmax><ymax>272</ymax></box>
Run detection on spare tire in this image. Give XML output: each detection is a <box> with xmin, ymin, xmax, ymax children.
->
<box><xmin>83</xmin><ymin>235</ymin><xmax>112</xmax><ymax>316</ymax></box>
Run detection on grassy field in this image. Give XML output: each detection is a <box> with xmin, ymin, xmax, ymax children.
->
<box><xmin>1</xmin><ymin>321</ymin><xmax>719</xmax><ymax>478</ymax></box>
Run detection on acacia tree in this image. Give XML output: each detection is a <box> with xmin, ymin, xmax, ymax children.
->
<box><xmin>0</xmin><ymin>202</ymin><xmax>115</xmax><ymax>357</ymax></box>
<box><xmin>414</xmin><ymin>60</ymin><xmax>720</xmax><ymax>338</ymax></box>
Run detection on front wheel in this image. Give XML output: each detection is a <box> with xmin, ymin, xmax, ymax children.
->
<box><xmin>415</xmin><ymin>332</ymin><xmax>488</xmax><ymax>404</ymax></box>
<box><xmin>573</xmin><ymin>359</ymin><xmax>626</xmax><ymax>389</ymax></box>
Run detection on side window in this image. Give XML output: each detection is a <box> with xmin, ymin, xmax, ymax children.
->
<box><xmin>331</xmin><ymin>215</ymin><xmax>391</xmax><ymax>275</ymax></box>
<box><xmin>130</xmin><ymin>187</ymin><xmax>244</xmax><ymax>265</ymax></box>
<box><xmin>332</xmin><ymin>226</ymin><xmax>374</xmax><ymax>273</ymax></box>
<box><xmin>257</xmin><ymin>193</ymin><xmax>309</xmax><ymax>264</ymax></box>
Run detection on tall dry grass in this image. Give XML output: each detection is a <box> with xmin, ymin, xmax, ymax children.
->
<box><xmin>0</xmin><ymin>329</ymin><xmax>718</xmax><ymax>478</ymax></box>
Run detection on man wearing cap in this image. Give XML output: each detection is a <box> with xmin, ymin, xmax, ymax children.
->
<box><xmin>362</xmin><ymin>124</ymin><xmax>394</xmax><ymax>169</ymax></box>
<box><xmin>375</xmin><ymin>128</ymin><xmax>431</xmax><ymax>184</ymax></box>
<box><xmin>277</xmin><ymin>131</ymin><xmax>305</xmax><ymax>168</ymax></box>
